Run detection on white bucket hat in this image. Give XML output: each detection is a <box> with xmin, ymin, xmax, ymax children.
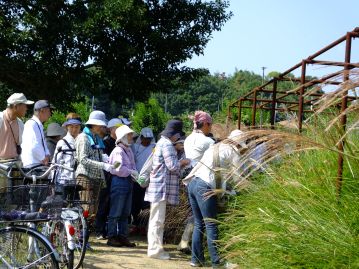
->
<box><xmin>228</xmin><ymin>129</ymin><xmax>248</xmax><ymax>149</ymax></box>
<box><xmin>46</xmin><ymin>123</ymin><xmax>66</xmax><ymax>137</ymax></box>
<box><xmin>85</xmin><ymin>110</ymin><xmax>107</xmax><ymax>126</ymax></box>
<box><xmin>115</xmin><ymin>125</ymin><xmax>135</xmax><ymax>144</ymax></box>
<box><xmin>7</xmin><ymin>93</ymin><xmax>34</xmax><ymax>105</ymax></box>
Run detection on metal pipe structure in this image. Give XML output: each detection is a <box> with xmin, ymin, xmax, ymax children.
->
<box><xmin>227</xmin><ymin>27</ymin><xmax>358</xmax><ymax>129</ymax></box>
<box><xmin>336</xmin><ymin>32</ymin><xmax>352</xmax><ymax>198</ymax></box>
<box><xmin>225</xmin><ymin>28</ymin><xmax>359</xmax><ymax>199</ymax></box>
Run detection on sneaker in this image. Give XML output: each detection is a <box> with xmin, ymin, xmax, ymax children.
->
<box><xmin>190</xmin><ymin>262</ymin><xmax>203</xmax><ymax>267</ymax></box>
<box><xmin>148</xmin><ymin>251</ymin><xmax>170</xmax><ymax>260</ymax></box>
<box><xmin>107</xmin><ymin>237</ymin><xmax>125</xmax><ymax>247</ymax></box>
<box><xmin>96</xmin><ymin>233</ymin><xmax>107</xmax><ymax>240</ymax></box>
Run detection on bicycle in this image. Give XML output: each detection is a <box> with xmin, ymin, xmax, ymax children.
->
<box><xmin>0</xmin><ymin>160</ymin><xmax>78</xmax><ymax>268</ymax></box>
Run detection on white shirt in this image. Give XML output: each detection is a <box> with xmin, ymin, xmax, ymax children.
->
<box><xmin>184</xmin><ymin>130</ymin><xmax>214</xmax><ymax>166</ymax></box>
<box><xmin>52</xmin><ymin>132</ymin><xmax>76</xmax><ymax>184</ymax></box>
<box><xmin>21</xmin><ymin>116</ymin><xmax>50</xmax><ymax>167</ymax></box>
<box><xmin>184</xmin><ymin>143</ymin><xmax>241</xmax><ymax>189</ymax></box>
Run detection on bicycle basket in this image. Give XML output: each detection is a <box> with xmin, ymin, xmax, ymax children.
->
<box><xmin>0</xmin><ymin>184</ymin><xmax>54</xmax><ymax>212</ymax></box>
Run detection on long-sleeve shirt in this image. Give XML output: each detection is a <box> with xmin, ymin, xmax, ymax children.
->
<box><xmin>74</xmin><ymin>132</ymin><xmax>105</xmax><ymax>180</ymax></box>
<box><xmin>109</xmin><ymin>143</ymin><xmax>136</xmax><ymax>178</ymax></box>
<box><xmin>184</xmin><ymin>130</ymin><xmax>214</xmax><ymax>166</ymax></box>
<box><xmin>145</xmin><ymin>136</ymin><xmax>180</xmax><ymax>205</ymax></box>
<box><xmin>52</xmin><ymin>132</ymin><xmax>76</xmax><ymax>184</ymax></box>
<box><xmin>21</xmin><ymin>116</ymin><xmax>50</xmax><ymax>167</ymax></box>
<box><xmin>184</xmin><ymin>143</ymin><xmax>241</xmax><ymax>189</ymax></box>
<box><xmin>131</xmin><ymin>142</ymin><xmax>156</xmax><ymax>172</ymax></box>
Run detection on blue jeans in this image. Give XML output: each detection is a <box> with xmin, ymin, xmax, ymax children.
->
<box><xmin>188</xmin><ymin>177</ymin><xmax>220</xmax><ymax>266</ymax></box>
<box><xmin>107</xmin><ymin>176</ymin><xmax>133</xmax><ymax>238</ymax></box>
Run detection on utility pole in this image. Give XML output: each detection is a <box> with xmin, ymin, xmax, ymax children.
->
<box><xmin>259</xmin><ymin>67</ymin><xmax>266</xmax><ymax>127</ymax></box>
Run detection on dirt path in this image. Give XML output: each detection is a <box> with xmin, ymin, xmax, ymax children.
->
<box><xmin>83</xmin><ymin>236</ymin><xmax>211</xmax><ymax>269</ymax></box>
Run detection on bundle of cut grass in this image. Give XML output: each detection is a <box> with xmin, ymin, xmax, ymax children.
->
<box><xmin>138</xmin><ymin>184</ymin><xmax>191</xmax><ymax>244</ymax></box>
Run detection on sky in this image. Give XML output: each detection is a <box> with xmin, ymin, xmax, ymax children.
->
<box><xmin>185</xmin><ymin>0</ymin><xmax>359</xmax><ymax>79</ymax></box>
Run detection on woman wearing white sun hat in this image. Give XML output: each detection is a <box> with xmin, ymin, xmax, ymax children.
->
<box><xmin>107</xmin><ymin>125</ymin><xmax>137</xmax><ymax>248</ymax></box>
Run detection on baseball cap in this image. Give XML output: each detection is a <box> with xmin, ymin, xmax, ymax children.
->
<box><xmin>34</xmin><ymin>100</ymin><xmax>54</xmax><ymax>110</ymax></box>
<box><xmin>7</xmin><ymin>93</ymin><xmax>34</xmax><ymax>105</ymax></box>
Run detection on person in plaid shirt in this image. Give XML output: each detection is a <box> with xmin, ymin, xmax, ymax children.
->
<box><xmin>75</xmin><ymin>111</ymin><xmax>115</xmax><ymax>217</ymax></box>
<box><xmin>145</xmin><ymin>119</ymin><xmax>190</xmax><ymax>260</ymax></box>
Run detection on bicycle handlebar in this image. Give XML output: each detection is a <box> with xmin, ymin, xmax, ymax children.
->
<box><xmin>0</xmin><ymin>160</ymin><xmax>73</xmax><ymax>180</ymax></box>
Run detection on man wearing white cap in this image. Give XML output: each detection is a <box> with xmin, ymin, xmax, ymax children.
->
<box><xmin>75</xmin><ymin>110</ymin><xmax>115</xmax><ymax>217</ymax></box>
<box><xmin>0</xmin><ymin>93</ymin><xmax>34</xmax><ymax>189</ymax></box>
<box><xmin>0</xmin><ymin>93</ymin><xmax>34</xmax><ymax>160</ymax></box>
<box><xmin>21</xmin><ymin>99</ymin><xmax>52</xmax><ymax>167</ymax></box>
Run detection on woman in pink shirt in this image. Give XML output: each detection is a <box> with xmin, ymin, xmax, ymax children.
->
<box><xmin>107</xmin><ymin>125</ymin><xmax>138</xmax><ymax>248</ymax></box>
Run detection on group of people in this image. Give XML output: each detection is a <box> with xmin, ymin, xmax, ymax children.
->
<box><xmin>0</xmin><ymin>92</ymin><xmax>250</xmax><ymax>269</ymax></box>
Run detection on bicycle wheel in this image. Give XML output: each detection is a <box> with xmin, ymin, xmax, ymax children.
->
<box><xmin>72</xmin><ymin>209</ymin><xmax>88</xmax><ymax>269</ymax></box>
<box><xmin>43</xmin><ymin>219</ymin><xmax>74</xmax><ymax>269</ymax></box>
<box><xmin>0</xmin><ymin>225</ymin><xmax>59</xmax><ymax>269</ymax></box>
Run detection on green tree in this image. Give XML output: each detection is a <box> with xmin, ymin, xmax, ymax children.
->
<box><xmin>0</xmin><ymin>0</ymin><xmax>232</xmax><ymax>107</ymax></box>
<box><xmin>131</xmin><ymin>98</ymin><xmax>170</xmax><ymax>137</ymax></box>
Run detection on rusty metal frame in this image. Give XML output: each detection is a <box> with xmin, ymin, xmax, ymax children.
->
<box><xmin>227</xmin><ymin>27</ymin><xmax>359</xmax><ymax>197</ymax></box>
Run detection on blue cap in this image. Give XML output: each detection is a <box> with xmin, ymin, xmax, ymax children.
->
<box><xmin>62</xmin><ymin>118</ymin><xmax>82</xmax><ymax>127</ymax></box>
<box><xmin>34</xmin><ymin>100</ymin><xmax>54</xmax><ymax>110</ymax></box>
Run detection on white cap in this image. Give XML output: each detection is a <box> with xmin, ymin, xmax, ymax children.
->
<box><xmin>115</xmin><ymin>125</ymin><xmax>135</xmax><ymax>144</ymax></box>
<box><xmin>228</xmin><ymin>129</ymin><xmax>248</xmax><ymax>148</ymax></box>
<box><xmin>85</xmin><ymin>110</ymin><xmax>107</xmax><ymax>126</ymax></box>
<box><xmin>140</xmin><ymin>127</ymin><xmax>154</xmax><ymax>138</ymax></box>
<box><xmin>7</xmin><ymin>93</ymin><xmax>34</xmax><ymax>105</ymax></box>
<box><xmin>107</xmin><ymin>118</ymin><xmax>123</xmax><ymax>128</ymax></box>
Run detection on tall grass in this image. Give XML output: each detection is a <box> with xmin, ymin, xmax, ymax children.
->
<box><xmin>219</xmin><ymin>72</ymin><xmax>359</xmax><ymax>268</ymax></box>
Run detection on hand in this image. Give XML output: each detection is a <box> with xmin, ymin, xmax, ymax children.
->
<box><xmin>42</xmin><ymin>156</ymin><xmax>50</xmax><ymax>166</ymax></box>
<box><xmin>130</xmin><ymin>169</ymin><xmax>139</xmax><ymax>179</ymax></box>
<box><xmin>180</xmin><ymin>159</ymin><xmax>190</xmax><ymax>167</ymax></box>
<box><xmin>103</xmin><ymin>163</ymin><xmax>113</xmax><ymax>172</ymax></box>
<box><xmin>102</xmin><ymin>154</ymin><xmax>109</xmax><ymax>163</ymax></box>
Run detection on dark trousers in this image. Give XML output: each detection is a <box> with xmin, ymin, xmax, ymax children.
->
<box><xmin>95</xmin><ymin>175</ymin><xmax>111</xmax><ymax>236</ymax></box>
<box><xmin>131</xmin><ymin>182</ymin><xmax>149</xmax><ymax>227</ymax></box>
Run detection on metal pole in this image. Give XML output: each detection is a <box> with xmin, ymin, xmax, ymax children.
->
<box><xmin>251</xmin><ymin>90</ymin><xmax>257</xmax><ymax>128</ymax></box>
<box><xmin>336</xmin><ymin>32</ymin><xmax>352</xmax><ymax>198</ymax></box>
<box><xmin>237</xmin><ymin>99</ymin><xmax>242</xmax><ymax>129</ymax></box>
<box><xmin>270</xmin><ymin>78</ymin><xmax>278</xmax><ymax>128</ymax></box>
<box><xmin>259</xmin><ymin>67</ymin><xmax>266</xmax><ymax>127</ymax></box>
<box><xmin>298</xmin><ymin>60</ymin><xmax>307</xmax><ymax>132</ymax></box>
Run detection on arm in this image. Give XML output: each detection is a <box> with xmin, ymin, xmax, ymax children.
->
<box><xmin>162</xmin><ymin>143</ymin><xmax>180</xmax><ymax>172</ymax></box>
<box><xmin>76</xmin><ymin>135</ymin><xmax>105</xmax><ymax>171</ymax></box>
<box><xmin>109</xmin><ymin>149</ymin><xmax>132</xmax><ymax>177</ymax></box>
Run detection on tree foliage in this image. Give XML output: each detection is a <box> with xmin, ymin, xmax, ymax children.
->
<box><xmin>131</xmin><ymin>97</ymin><xmax>170</xmax><ymax>138</ymax></box>
<box><xmin>0</xmin><ymin>0</ymin><xmax>232</xmax><ymax>107</ymax></box>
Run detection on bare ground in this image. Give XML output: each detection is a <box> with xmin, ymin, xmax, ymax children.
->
<box><xmin>83</xmin><ymin>236</ymin><xmax>212</xmax><ymax>269</ymax></box>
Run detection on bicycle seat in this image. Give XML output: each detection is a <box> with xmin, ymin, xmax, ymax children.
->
<box><xmin>41</xmin><ymin>194</ymin><xmax>68</xmax><ymax>209</ymax></box>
